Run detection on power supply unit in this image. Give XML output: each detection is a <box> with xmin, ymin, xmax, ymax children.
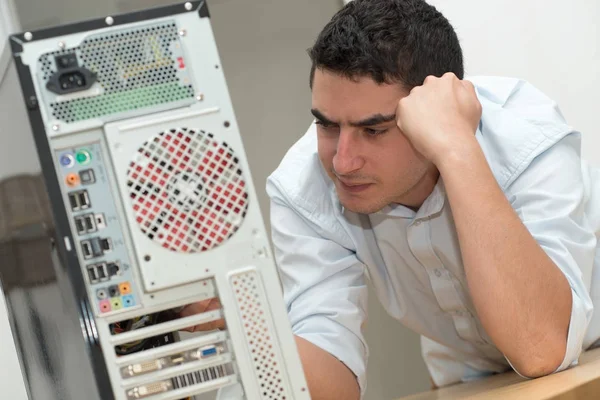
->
<box><xmin>1</xmin><ymin>2</ymin><xmax>310</xmax><ymax>399</ymax></box>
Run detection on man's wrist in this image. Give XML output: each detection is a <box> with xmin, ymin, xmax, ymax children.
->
<box><xmin>434</xmin><ymin>135</ymin><xmax>483</xmax><ymax>174</ymax></box>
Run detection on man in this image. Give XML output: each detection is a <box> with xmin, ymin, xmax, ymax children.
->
<box><xmin>184</xmin><ymin>0</ymin><xmax>600</xmax><ymax>398</ymax></box>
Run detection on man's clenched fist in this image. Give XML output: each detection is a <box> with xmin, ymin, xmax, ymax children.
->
<box><xmin>396</xmin><ymin>72</ymin><xmax>482</xmax><ymax>166</ymax></box>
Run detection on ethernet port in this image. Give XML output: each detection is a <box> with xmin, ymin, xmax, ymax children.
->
<box><xmin>107</xmin><ymin>262</ymin><xmax>121</xmax><ymax>277</ymax></box>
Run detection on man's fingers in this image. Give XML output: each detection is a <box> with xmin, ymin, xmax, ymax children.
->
<box><xmin>187</xmin><ymin>318</ymin><xmax>226</xmax><ymax>333</ymax></box>
<box><xmin>178</xmin><ymin>298</ymin><xmax>225</xmax><ymax>332</ymax></box>
<box><xmin>179</xmin><ymin>297</ymin><xmax>221</xmax><ymax>318</ymax></box>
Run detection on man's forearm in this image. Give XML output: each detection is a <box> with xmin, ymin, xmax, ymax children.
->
<box><xmin>437</xmin><ymin>140</ymin><xmax>572</xmax><ymax>377</ymax></box>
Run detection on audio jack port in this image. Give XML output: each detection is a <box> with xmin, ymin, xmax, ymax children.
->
<box><xmin>66</xmin><ymin>173</ymin><xmax>80</xmax><ymax>187</ymax></box>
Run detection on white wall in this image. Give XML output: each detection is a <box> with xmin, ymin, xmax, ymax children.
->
<box><xmin>428</xmin><ymin>0</ymin><xmax>600</xmax><ymax>166</ymax></box>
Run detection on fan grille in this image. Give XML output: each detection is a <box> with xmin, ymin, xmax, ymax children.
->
<box><xmin>127</xmin><ymin>128</ymin><xmax>249</xmax><ymax>253</ymax></box>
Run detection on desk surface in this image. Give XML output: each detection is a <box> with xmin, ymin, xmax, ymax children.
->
<box><xmin>401</xmin><ymin>347</ymin><xmax>600</xmax><ymax>400</ymax></box>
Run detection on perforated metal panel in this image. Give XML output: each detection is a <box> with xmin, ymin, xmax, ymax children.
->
<box><xmin>38</xmin><ymin>21</ymin><xmax>195</xmax><ymax>124</ymax></box>
<box><xmin>126</xmin><ymin>127</ymin><xmax>249</xmax><ymax>253</ymax></box>
<box><xmin>232</xmin><ymin>270</ymin><xmax>291</xmax><ymax>400</ymax></box>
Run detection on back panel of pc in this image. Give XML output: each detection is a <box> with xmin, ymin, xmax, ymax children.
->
<box><xmin>6</xmin><ymin>2</ymin><xmax>310</xmax><ymax>399</ymax></box>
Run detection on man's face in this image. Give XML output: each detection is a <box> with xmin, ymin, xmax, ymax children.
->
<box><xmin>312</xmin><ymin>69</ymin><xmax>432</xmax><ymax>214</ymax></box>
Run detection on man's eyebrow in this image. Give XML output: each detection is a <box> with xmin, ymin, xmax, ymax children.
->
<box><xmin>310</xmin><ymin>109</ymin><xmax>396</xmax><ymax>127</ymax></box>
<box><xmin>350</xmin><ymin>113</ymin><xmax>396</xmax><ymax>127</ymax></box>
<box><xmin>311</xmin><ymin>109</ymin><xmax>337</xmax><ymax>125</ymax></box>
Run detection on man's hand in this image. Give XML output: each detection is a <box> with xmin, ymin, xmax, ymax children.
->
<box><xmin>179</xmin><ymin>297</ymin><xmax>225</xmax><ymax>332</ymax></box>
<box><xmin>395</xmin><ymin>72</ymin><xmax>482</xmax><ymax>165</ymax></box>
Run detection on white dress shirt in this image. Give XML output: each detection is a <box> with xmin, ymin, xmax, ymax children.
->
<box><xmin>265</xmin><ymin>76</ymin><xmax>600</xmax><ymax>397</ymax></box>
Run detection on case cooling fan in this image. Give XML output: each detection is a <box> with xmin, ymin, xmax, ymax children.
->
<box><xmin>126</xmin><ymin>127</ymin><xmax>249</xmax><ymax>253</ymax></box>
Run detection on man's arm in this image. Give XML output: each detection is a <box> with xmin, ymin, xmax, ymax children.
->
<box><xmin>438</xmin><ymin>139</ymin><xmax>571</xmax><ymax>377</ymax></box>
<box><xmin>267</xmin><ymin>172</ymin><xmax>368</xmax><ymax>399</ymax></box>
<box><xmin>396</xmin><ymin>73</ymin><xmax>593</xmax><ymax>377</ymax></box>
<box><xmin>295</xmin><ymin>336</ymin><xmax>360</xmax><ymax>400</ymax></box>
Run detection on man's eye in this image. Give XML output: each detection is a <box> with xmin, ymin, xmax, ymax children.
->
<box><xmin>315</xmin><ymin>121</ymin><xmax>338</xmax><ymax>131</ymax></box>
<box><xmin>365</xmin><ymin>128</ymin><xmax>387</xmax><ymax>136</ymax></box>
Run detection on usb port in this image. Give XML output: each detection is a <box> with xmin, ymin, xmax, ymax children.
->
<box><xmin>68</xmin><ymin>192</ymin><xmax>80</xmax><ymax>211</ymax></box>
<box><xmin>101</xmin><ymin>238</ymin><xmax>112</xmax><ymax>252</ymax></box>
<box><xmin>96</xmin><ymin>263</ymin><xmax>108</xmax><ymax>281</ymax></box>
<box><xmin>68</xmin><ymin>190</ymin><xmax>90</xmax><ymax>211</ymax></box>
<box><xmin>83</xmin><ymin>214</ymin><xmax>96</xmax><ymax>233</ymax></box>
<box><xmin>87</xmin><ymin>265</ymin><xmax>98</xmax><ymax>283</ymax></box>
<box><xmin>81</xmin><ymin>240</ymin><xmax>92</xmax><ymax>259</ymax></box>
<box><xmin>78</xmin><ymin>190</ymin><xmax>91</xmax><ymax>210</ymax></box>
<box><xmin>74</xmin><ymin>216</ymin><xmax>86</xmax><ymax>235</ymax></box>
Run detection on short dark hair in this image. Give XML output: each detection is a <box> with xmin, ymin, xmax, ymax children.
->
<box><xmin>308</xmin><ymin>0</ymin><xmax>464</xmax><ymax>89</ymax></box>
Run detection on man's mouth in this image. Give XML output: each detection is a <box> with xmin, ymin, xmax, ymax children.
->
<box><xmin>337</xmin><ymin>178</ymin><xmax>373</xmax><ymax>193</ymax></box>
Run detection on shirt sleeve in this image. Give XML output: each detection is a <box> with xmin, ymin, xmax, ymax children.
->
<box><xmin>504</xmin><ymin>132</ymin><xmax>595</xmax><ymax>376</ymax></box>
<box><xmin>266</xmin><ymin>177</ymin><xmax>369</xmax><ymax>397</ymax></box>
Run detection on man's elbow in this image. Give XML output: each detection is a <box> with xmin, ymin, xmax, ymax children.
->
<box><xmin>511</xmin><ymin>336</ymin><xmax>567</xmax><ymax>378</ymax></box>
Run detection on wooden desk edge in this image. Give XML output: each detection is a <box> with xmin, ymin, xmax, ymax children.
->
<box><xmin>399</xmin><ymin>347</ymin><xmax>600</xmax><ymax>400</ymax></box>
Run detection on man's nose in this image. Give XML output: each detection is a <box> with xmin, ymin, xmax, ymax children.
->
<box><xmin>332</xmin><ymin>130</ymin><xmax>365</xmax><ymax>175</ymax></box>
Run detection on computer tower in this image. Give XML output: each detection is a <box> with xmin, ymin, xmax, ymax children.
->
<box><xmin>1</xmin><ymin>2</ymin><xmax>310</xmax><ymax>399</ymax></box>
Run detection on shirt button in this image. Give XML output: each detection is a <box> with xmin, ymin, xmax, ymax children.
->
<box><xmin>434</xmin><ymin>269</ymin><xmax>442</xmax><ymax>278</ymax></box>
<box><xmin>414</xmin><ymin>220</ymin><xmax>421</xmax><ymax>226</ymax></box>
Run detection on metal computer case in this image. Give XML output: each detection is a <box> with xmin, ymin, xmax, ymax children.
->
<box><xmin>4</xmin><ymin>2</ymin><xmax>310</xmax><ymax>399</ymax></box>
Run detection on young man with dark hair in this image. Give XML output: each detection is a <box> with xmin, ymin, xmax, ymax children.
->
<box><xmin>264</xmin><ymin>0</ymin><xmax>600</xmax><ymax>398</ymax></box>
<box><xmin>183</xmin><ymin>0</ymin><xmax>600</xmax><ymax>398</ymax></box>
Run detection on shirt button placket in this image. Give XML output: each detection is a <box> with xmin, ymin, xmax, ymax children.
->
<box><xmin>407</xmin><ymin>218</ymin><xmax>481</xmax><ymax>344</ymax></box>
